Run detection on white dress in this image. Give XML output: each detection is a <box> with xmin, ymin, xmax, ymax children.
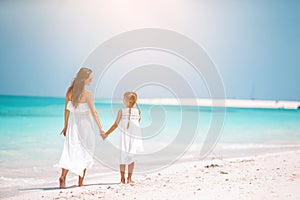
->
<box><xmin>119</xmin><ymin>108</ymin><xmax>144</xmax><ymax>165</ymax></box>
<box><xmin>58</xmin><ymin>101</ymin><xmax>95</xmax><ymax>177</ymax></box>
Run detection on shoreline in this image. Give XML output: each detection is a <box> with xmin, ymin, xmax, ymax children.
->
<box><xmin>137</xmin><ymin>98</ymin><xmax>300</xmax><ymax>110</ymax></box>
<box><xmin>2</xmin><ymin>148</ymin><xmax>300</xmax><ymax>200</ymax></box>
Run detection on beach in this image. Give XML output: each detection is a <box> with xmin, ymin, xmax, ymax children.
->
<box><xmin>1</xmin><ymin>149</ymin><xmax>300</xmax><ymax>200</ymax></box>
<box><xmin>1</xmin><ymin>0</ymin><xmax>299</xmax><ymax>199</ymax></box>
<box><xmin>1</xmin><ymin>96</ymin><xmax>300</xmax><ymax>199</ymax></box>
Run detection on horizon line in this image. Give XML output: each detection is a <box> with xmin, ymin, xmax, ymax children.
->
<box><xmin>0</xmin><ymin>94</ymin><xmax>299</xmax><ymax>103</ymax></box>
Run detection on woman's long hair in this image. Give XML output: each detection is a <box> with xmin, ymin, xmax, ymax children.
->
<box><xmin>66</xmin><ymin>80</ymin><xmax>74</xmax><ymax>101</ymax></box>
<box><xmin>66</xmin><ymin>67</ymin><xmax>92</xmax><ymax>108</ymax></box>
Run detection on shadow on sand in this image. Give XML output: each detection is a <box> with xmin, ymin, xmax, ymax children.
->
<box><xmin>18</xmin><ymin>182</ymin><xmax>121</xmax><ymax>191</ymax></box>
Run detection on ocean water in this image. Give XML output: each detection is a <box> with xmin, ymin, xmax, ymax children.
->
<box><xmin>0</xmin><ymin>95</ymin><xmax>300</xmax><ymax>193</ymax></box>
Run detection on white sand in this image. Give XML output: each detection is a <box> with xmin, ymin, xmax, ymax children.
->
<box><xmin>3</xmin><ymin>150</ymin><xmax>300</xmax><ymax>200</ymax></box>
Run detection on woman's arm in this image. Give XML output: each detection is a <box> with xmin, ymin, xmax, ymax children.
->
<box><xmin>60</xmin><ymin>95</ymin><xmax>71</xmax><ymax>136</ymax></box>
<box><xmin>102</xmin><ymin>109</ymin><xmax>122</xmax><ymax>140</ymax></box>
<box><xmin>86</xmin><ymin>91</ymin><xmax>105</xmax><ymax>134</ymax></box>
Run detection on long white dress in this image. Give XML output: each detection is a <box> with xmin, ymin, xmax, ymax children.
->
<box><xmin>119</xmin><ymin>108</ymin><xmax>144</xmax><ymax>165</ymax></box>
<box><xmin>58</xmin><ymin>101</ymin><xmax>95</xmax><ymax>177</ymax></box>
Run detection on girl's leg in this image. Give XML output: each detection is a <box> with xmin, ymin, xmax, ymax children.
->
<box><xmin>120</xmin><ymin>164</ymin><xmax>126</xmax><ymax>184</ymax></box>
<box><xmin>78</xmin><ymin>168</ymin><xmax>86</xmax><ymax>187</ymax></box>
<box><xmin>59</xmin><ymin>168</ymin><xmax>69</xmax><ymax>189</ymax></box>
<box><xmin>127</xmin><ymin>162</ymin><xmax>135</xmax><ymax>184</ymax></box>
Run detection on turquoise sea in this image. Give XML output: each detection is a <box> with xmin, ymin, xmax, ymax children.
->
<box><xmin>0</xmin><ymin>95</ymin><xmax>300</xmax><ymax>194</ymax></box>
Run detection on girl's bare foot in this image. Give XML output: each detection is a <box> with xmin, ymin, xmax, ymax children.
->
<box><xmin>121</xmin><ymin>177</ymin><xmax>126</xmax><ymax>184</ymax></box>
<box><xmin>127</xmin><ymin>178</ymin><xmax>135</xmax><ymax>186</ymax></box>
<box><xmin>59</xmin><ymin>177</ymin><xmax>66</xmax><ymax>189</ymax></box>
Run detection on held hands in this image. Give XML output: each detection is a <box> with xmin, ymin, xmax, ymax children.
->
<box><xmin>100</xmin><ymin>130</ymin><xmax>107</xmax><ymax>140</ymax></box>
<box><xmin>101</xmin><ymin>133</ymin><xmax>108</xmax><ymax>140</ymax></box>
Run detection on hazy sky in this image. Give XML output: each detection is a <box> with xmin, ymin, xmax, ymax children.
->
<box><xmin>0</xmin><ymin>0</ymin><xmax>299</xmax><ymax>100</ymax></box>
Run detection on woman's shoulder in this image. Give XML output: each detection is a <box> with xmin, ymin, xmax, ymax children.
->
<box><xmin>66</xmin><ymin>91</ymin><xmax>72</xmax><ymax>101</ymax></box>
<box><xmin>81</xmin><ymin>90</ymin><xmax>92</xmax><ymax>98</ymax></box>
<box><xmin>82</xmin><ymin>89</ymin><xmax>92</xmax><ymax>95</ymax></box>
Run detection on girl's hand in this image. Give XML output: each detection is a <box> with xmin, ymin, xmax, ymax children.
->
<box><xmin>101</xmin><ymin>132</ymin><xmax>108</xmax><ymax>140</ymax></box>
<box><xmin>60</xmin><ymin>126</ymin><xmax>67</xmax><ymax>136</ymax></box>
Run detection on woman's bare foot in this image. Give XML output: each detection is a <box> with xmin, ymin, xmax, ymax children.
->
<box><xmin>127</xmin><ymin>178</ymin><xmax>135</xmax><ymax>186</ymax></box>
<box><xmin>59</xmin><ymin>177</ymin><xmax>66</xmax><ymax>189</ymax></box>
<box><xmin>78</xmin><ymin>169</ymin><xmax>86</xmax><ymax>187</ymax></box>
<box><xmin>78</xmin><ymin>178</ymin><xmax>84</xmax><ymax>187</ymax></box>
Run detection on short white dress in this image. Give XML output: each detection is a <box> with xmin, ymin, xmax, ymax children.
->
<box><xmin>58</xmin><ymin>101</ymin><xmax>95</xmax><ymax>177</ymax></box>
<box><xmin>119</xmin><ymin>108</ymin><xmax>144</xmax><ymax>165</ymax></box>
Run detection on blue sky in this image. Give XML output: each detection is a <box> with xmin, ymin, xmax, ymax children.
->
<box><xmin>0</xmin><ymin>0</ymin><xmax>299</xmax><ymax>100</ymax></box>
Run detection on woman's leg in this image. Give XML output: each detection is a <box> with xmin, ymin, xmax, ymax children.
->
<box><xmin>127</xmin><ymin>162</ymin><xmax>135</xmax><ymax>184</ymax></box>
<box><xmin>78</xmin><ymin>168</ymin><xmax>86</xmax><ymax>187</ymax></box>
<box><xmin>120</xmin><ymin>164</ymin><xmax>126</xmax><ymax>184</ymax></box>
<box><xmin>59</xmin><ymin>168</ymin><xmax>69</xmax><ymax>189</ymax></box>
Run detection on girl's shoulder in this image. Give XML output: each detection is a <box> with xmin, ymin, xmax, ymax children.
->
<box><xmin>122</xmin><ymin>107</ymin><xmax>140</xmax><ymax>114</ymax></box>
<box><xmin>122</xmin><ymin>107</ymin><xmax>139</xmax><ymax>110</ymax></box>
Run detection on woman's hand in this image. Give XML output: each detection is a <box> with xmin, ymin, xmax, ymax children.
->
<box><xmin>100</xmin><ymin>129</ymin><xmax>105</xmax><ymax>135</ymax></box>
<box><xmin>60</xmin><ymin>126</ymin><xmax>67</xmax><ymax>136</ymax></box>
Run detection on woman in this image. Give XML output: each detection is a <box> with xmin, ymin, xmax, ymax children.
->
<box><xmin>58</xmin><ymin>67</ymin><xmax>105</xmax><ymax>188</ymax></box>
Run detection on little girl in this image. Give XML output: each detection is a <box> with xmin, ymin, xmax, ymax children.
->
<box><xmin>102</xmin><ymin>92</ymin><xmax>144</xmax><ymax>184</ymax></box>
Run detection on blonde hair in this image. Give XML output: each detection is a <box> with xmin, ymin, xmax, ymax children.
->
<box><xmin>123</xmin><ymin>92</ymin><xmax>140</xmax><ymax>129</ymax></box>
<box><xmin>67</xmin><ymin>67</ymin><xmax>92</xmax><ymax>108</ymax></box>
